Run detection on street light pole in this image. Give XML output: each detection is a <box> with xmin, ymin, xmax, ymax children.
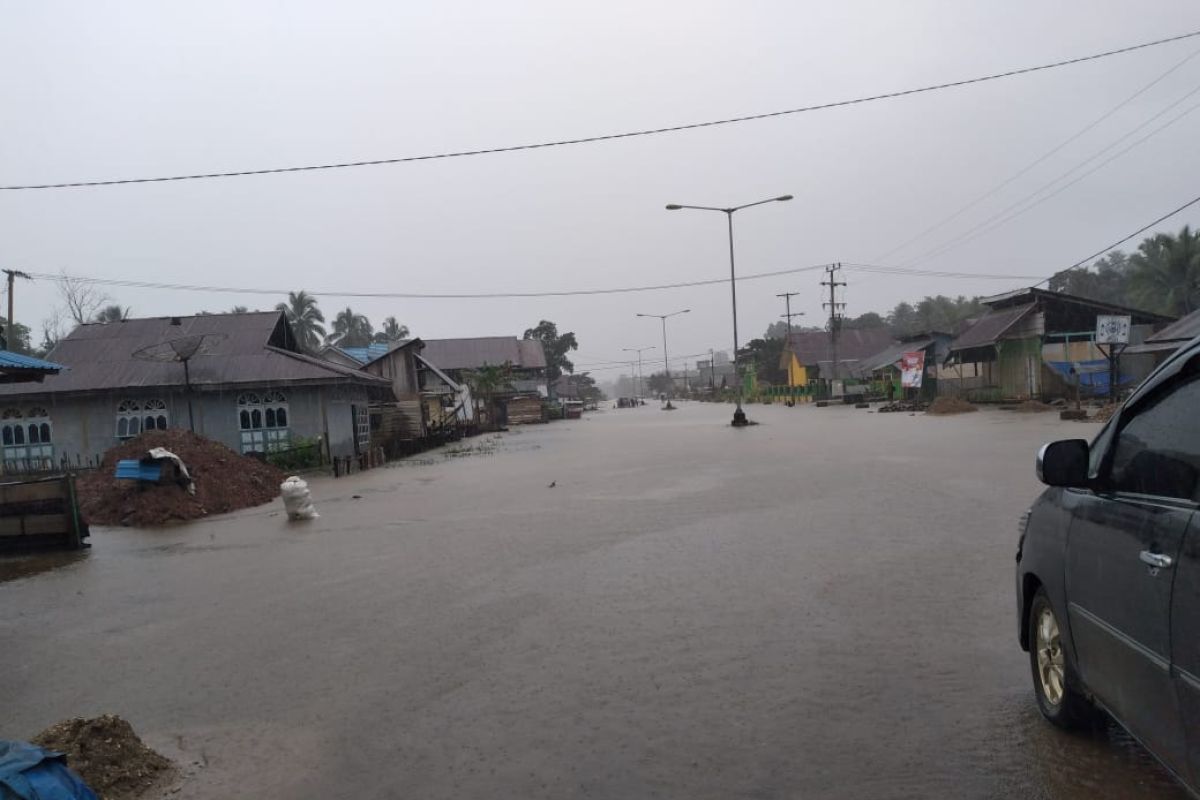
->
<box><xmin>622</xmin><ymin>346</ymin><xmax>655</xmax><ymax>400</ymax></box>
<box><xmin>666</xmin><ymin>194</ymin><xmax>792</xmax><ymax>426</ymax></box>
<box><xmin>636</xmin><ymin>310</ymin><xmax>689</xmax><ymax>398</ymax></box>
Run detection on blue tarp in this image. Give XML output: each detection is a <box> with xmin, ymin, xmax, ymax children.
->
<box><xmin>0</xmin><ymin>741</ymin><xmax>97</xmax><ymax>800</ymax></box>
<box><xmin>1045</xmin><ymin>359</ymin><xmax>1132</xmax><ymax>397</ymax></box>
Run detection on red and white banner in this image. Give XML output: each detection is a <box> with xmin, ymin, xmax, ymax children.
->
<box><xmin>900</xmin><ymin>351</ymin><xmax>925</xmax><ymax>388</ymax></box>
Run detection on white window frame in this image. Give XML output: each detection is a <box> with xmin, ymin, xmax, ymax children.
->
<box><xmin>116</xmin><ymin>399</ymin><xmax>169</xmax><ymax>440</ymax></box>
<box><xmin>238</xmin><ymin>391</ymin><xmax>290</xmax><ymax>453</ymax></box>
<box><xmin>2</xmin><ymin>407</ymin><xmax>54</xmax><ymax>464</ymax></box>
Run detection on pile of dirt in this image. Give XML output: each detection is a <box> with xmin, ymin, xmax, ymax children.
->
<box><xmin>77</xmin><ymin>429</ymin><xmax>285</xmax><ymax>527</ymax></box>
<box><xmin>1012</xmin><ymin>400</ymin><xmax>1055</xmax><ymax>413</ymax></box>
<box><xmin>32</xmin><ymin>715</ymin><xmax>172</xmax><ymax>800</ymax></box>
<box><xmin>925</xmin><ymin>397</ymin><xmax>978</xmax><ymax>415</ymax></box>
<box><xmin>1092</xmin><ymin>403</ymin><xmax>1120</xmax><ymax>423</ymax></box>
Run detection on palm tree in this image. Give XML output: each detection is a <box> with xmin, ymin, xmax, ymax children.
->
<box><xmin>276</xmin><ymin>291</ymin><xmax>326</xmax><ymax>352</ymax></box>
<box><xmin>1130</xmin><ymin>226</ymin><xmax>1200</xmax><ymax>316</ymax></box>
<box><xmin>328</xmin><ymin>307</ymin><xmax>374</xmax><ymax>348</ymax></box>
<box><xmin>93</xmin><ymin>304</ymin><xmax>130</xmax><ymax>323</ymax></box>
<box><xmin>373</xmin><ymin>316</ymin><xmax>410</xmax><ymax>343</ymax></box>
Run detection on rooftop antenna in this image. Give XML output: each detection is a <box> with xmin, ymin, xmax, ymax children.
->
<box><xmin>132</xmin><ymin>332</ymin><xmax>226</xmax><ymax>432</ymax></box>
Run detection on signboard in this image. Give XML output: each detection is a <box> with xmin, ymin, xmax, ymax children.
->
<box><xmin>1095</xmin><ymin>315</ymin><xmax>1131</xmax><ymax>345</ymax></box>
<box><xmin>900</xmin><ymin>351</ymin><xmax>925</xmax><ymax>388</ymax></box>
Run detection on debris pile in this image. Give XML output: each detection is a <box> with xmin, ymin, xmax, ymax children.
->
<box><xmin>77</xmin><ymin>429</ymin><xmax>285</xmax><ymax>527</ymax></box>
<box><xmin>878</xmin><ymin>400</ymin><xmax>928</xmax><ymax>413</ymax></box>
<box><xmin>32</xmin><ymin>715</ymin><xmax>172</xmax><ymax>800</ymax></box>
<box><xmin>1091</xmin><ymin>403</ymin><xmax>1120</xmax><ymax>423</ymax></box>
<box><xmin>1011</xmin><ymin>400</ymin><xmax>1055</xmax><ymax>413</ymax></box>
<box><xmin>925</xmin><ymin>397</ymin><xmax>978</xmax><ymax>415</ymax></box>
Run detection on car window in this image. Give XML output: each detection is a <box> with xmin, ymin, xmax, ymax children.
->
<box><xmin>1107</xmin><ymin>376</ymin><xmax>1200</xmax><ymax>500</ymax></box>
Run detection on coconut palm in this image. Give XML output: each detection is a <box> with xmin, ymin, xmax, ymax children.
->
<box><xmin>373</xmin><ymin>316</ymin><xmax>410</xmax><ymax>343</ymax></box>
<box><xmin>1130</xmin><ymin>225</ymin><xmax>1200</xmax><ymax>317</ymax></box>
<box><xmin>93</xmin><ymin>304</ymin><xmax>130</xmax><ymax>323</ymax></box>
<box><xmin>328</xmin><ymin>307</ymin><xmax>374</xmax><ymax>348</ymax></box>
<box><xmin>463</xmin><ymin>362</ymin><xmax>513</xmax><ymax>430</ymax></box>
<box><xmin>276</xmin><ymin>291</ymin><xmax>326</xmax><ymax>352</ymax></box>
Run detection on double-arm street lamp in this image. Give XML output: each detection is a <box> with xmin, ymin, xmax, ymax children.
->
<box><xmin>621</xmin><ymin>346</ymin><xmax>655</xmax><ymax>399</ymax></box>
<box><xmin>636</xmin><ymin>309</ymin><xmax>690</xmax><ymax>397</ymax></box>
<box><xmin>666</xmin><ymin>194</ymin><xmax>792</xmax><ymax>426</ymax></box>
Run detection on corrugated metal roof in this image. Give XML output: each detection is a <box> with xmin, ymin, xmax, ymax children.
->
<box><xmin>858</xmin><ymin>339</ymin><xmax>935</xmax><ymax>374</ymax></box>
<box><xmin>0</xmin><ymin>311</ymin><xmax>388</xmax><ymax>397</ymax></box>
<box><xmin>0</xmin><ymin>351</ymin><xmax>64</xmax><ymax>372</ymax></box>
<box><xmin>339</xmin><ymin>342</ymin><xmax>392</xmax><ymax>364</ymax></box>
<box><xmin>1146</xmin><ymin>308</ymin><xmax>1200</xmax><ymax>343</ymax></box>
<box><xmin>420</xmin><ymin>337</ymin><xmax>547</xmax><ymax>371</ymax></box>
<box><xmin>948</xmin><ymin>304</ymin><xmax>1034</xmax><ymax>353</ymax></box>
<box><xmin>784</xmin><ymin>328</ymin><xmax>894</xmax><ymax>367</ymax></box>
<box><xmin>980</xmin><ymin>286</ymin><xmax>1173</xmax><ymax>323</ymax></box>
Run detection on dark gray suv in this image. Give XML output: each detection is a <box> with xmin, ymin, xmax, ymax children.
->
<box><xmin>1016</xmin><ymin>335</ymin><xmax>1200</xmax><ymax>791</ymax></box>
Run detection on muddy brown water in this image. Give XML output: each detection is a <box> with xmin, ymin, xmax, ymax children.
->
<box><xmin>0</xmin><ymin>404</ymin><xmax>1187</xmax><ymax>799</ymax></box>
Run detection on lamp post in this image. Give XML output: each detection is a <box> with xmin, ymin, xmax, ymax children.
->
<box><xmin>666</xmin><ymin>194</ymin><xmax>792</xmax><ymax>426</ymax></box>
<box><xmin>622</xmin><ymin>346</ymin><xmax>655</xmax><ymax>399</ymax></box>
<box><xmin>636</xmin><ymin>309</ymin><xmax>690</xmax><ymax>398</ymax></box>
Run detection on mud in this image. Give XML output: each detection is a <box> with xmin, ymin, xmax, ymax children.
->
<box><xmin>0</xmin><ymin>404</ymin><xmax>1185</xmax><ymax>799</ymax></box>
<box><xmin>926</xmin><ymin>396</ymin><xmax>978</xmax><ymax>415</ymax></box>
<box><xmin>33</xmin><ymin>715</ymin><xmax>172</xmax><ymax>800</ymax></box>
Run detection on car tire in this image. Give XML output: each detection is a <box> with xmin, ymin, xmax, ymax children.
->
<box><xmin>1029</xmin><ymin>588</ymin><xmax>1097</xmax><ymax>729</ymax></box>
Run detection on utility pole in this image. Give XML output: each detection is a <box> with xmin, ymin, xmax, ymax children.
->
<box><xmin>821</xmin><ymin>264</ymin><xmax>846</xmax><ymax>398</ymax></box>
<box><xmin>709</xmin><ymin>349</ymin><xmax>716</xmax><ymax>391</ymax></box>
<box><xmin>777</xmin><ymin>291</ymin><xmax>804</xmax><ymax>404</ymax></box>
<box><xmin>2</xmin><ymin>269</ymin><xmax>31</xmax><ymax>350</ymax></box>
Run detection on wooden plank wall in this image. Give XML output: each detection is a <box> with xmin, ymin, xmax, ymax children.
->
<box><xmin>0</xmin><ymin>475</ymin><xmax>87</xmax><ymax>552</ymax></box>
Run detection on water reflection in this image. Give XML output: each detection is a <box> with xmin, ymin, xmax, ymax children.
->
<box><xmin>0</xmin><ymin>549</ymin><xmax>89</xmax><ymax>583</ymax></box>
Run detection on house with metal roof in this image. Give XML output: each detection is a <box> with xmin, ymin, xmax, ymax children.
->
<box><xmin>945</xmin><ymin>288</ymin><xmax>1172</xmax><ymax>400</ymax></box>
<box><xmin>1125</xmin><ymin>308</ymin><xmax>1200</xmax><ymax>360</ymax></box>
<box><xmin>779</xmin><ymin>328</ymin><xmax>895</xmax><ymax>390</ymax></box>
<box><xmin>0</xmin><ymin>311</ymin><xmax>393</xmax><ymax>466</ymax></box>
<box><xmin>416</xmin><ymin>337</ymin><xmax>549</xmax><ymax>425</ymax></box>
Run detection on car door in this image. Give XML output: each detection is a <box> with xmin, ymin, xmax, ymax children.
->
<box><xmin>1173</xmin><ymin>513</ymin><xmax>1200</xmax><ymax>790</ymax></box>
<box><xmin>1065</xmin><ymin>372</ymin><xmax>1200</xmax><ymax>776</ymax></box>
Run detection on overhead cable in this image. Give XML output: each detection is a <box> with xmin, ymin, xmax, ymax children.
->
<box><xmin>3</xmin><ymin>29</ymin><xmax>1199</xmax><ymax>191</ymax></box>
<box><xmin>871</xmin><ymin>45</ymin><xmax>1200</xmax><ymax>263</ymax></box>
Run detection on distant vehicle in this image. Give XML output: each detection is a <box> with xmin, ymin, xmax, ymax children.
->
<box><xmin>1016</xmin><ymin>335</ymin><xmax>1200</xmax><ymax>791</ymax></box>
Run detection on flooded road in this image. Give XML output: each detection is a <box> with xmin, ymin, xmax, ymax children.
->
<box><xmin>0</xmin><ymin>403</ymin><xmax>1186</xmax><ymax>799</ymax></box>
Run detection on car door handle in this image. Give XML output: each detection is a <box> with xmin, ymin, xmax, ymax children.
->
<box><xmin>1139</xmin><ymin>550</ymin><xmax>1174</xmax><ymax>569</ymax></box>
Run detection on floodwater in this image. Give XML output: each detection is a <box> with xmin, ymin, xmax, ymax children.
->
<box><xmin>0</xmin><ymin>403</ymin><xmax>1187</xmax><ymax>799</ymax></box>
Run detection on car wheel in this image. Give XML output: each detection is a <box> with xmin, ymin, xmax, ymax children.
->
<box><xmin>1029</xmin><ymin>588</ymin><xmax>1096</xmax><ymax>728</ymax></box>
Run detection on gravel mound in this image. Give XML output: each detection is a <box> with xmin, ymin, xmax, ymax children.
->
<box><xmin>77</xmin><ymin>429</ymin><xmax>285</xmax><ymax>527</ymax></box>
<box><xmin>32</xmin><ymin>715</ymin><xmax>172</xmax><ymax>800</ymax></box>
<box><xmin>926</xmin><ymin>397</ymin><xmax>978</xmax><ymax>415</ymax></box>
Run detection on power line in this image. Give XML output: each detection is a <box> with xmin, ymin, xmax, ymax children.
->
<box><xmin>871</xmin><ymin>45</ymin><xmax>1200</xmax><ymax>263</ymax></box>
<box><xmin>21</xmin><ymin>263</ymin><xmax>838</xmax><ymax>300</ymax></box>
<box><xmin>903</xmin><ymin>81</ymin><xmax>1200</xmax><ymax>265</ymax></box>
<box><xmin>4</xmin><ymin>30</ymin><xmax>1200</xmax><ymax>191</ymax></box>
<box><xmin>1037</xmin><ymin>190</ymin><xmax>1200</xmax><ymax>285</ymax></box>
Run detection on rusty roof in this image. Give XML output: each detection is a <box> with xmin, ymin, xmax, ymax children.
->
<box><xmin>947</xmin><ymin>304</ymin><xmax>1035</xmax><ymax>353</ymax></box>
<box><xmin>0</xmin><ymin>311</ymin><xmax>389</xmax><ymax>397</ymax></box>
<box><xmin>1146</xmin><ymin>308</ymin><xmax>1200</xmax><ymax>343</ymax></box>
<box><xmin>783</xmin><ymin>328</ymin><xmax>895</xmax><ymax>367</ymax></box>
<box><xmin>419</xmin><ymin>337</ymin><xmax>547</xmax><ymax>371</ymax></box>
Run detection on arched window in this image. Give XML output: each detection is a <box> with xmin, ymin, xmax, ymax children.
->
<box><xmin>3</xmin><ymin>407</ymin><xmax>52</xmax><ymax>466</ymax></box>
<box><xmin>116</xmin><ymin>399</ymin><xmax>169</xmax><ymax>439</ymax></box>
<box><xmin>237</xmin><ymin>390</ymin><xmax>290</xmax><ymax>453</ymax></box>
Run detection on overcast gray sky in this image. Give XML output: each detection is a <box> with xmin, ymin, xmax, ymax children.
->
<box><xmin>3</xmin><ymin>1</ymin><xmax>1199</xmax><ymax>378</ymax></box>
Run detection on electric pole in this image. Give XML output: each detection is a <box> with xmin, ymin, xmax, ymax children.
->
<box><xmin>821</xmin><ymin>264</ymin><xmax>846</xmax><ymax>396</ymax></box>
<box><xmin>2</xmin><ymin>269</ymin><xmax>31</xmax><ymax>351</ymax></box>
<box><xmin>777</xmin><ymin>291</ymin><xmax>804</xmax><ymax>403</ymax></box>
<box><xmin>709</xmin><ymin>349</ymin><xmax>716</xmax><ymax>392</ymax></box>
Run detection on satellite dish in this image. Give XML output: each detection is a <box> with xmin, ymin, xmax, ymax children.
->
<box><xmin>131</xmin><ymin>334</ymin><xmax>226</xmax><ymax>364</ymax></box>
<box><xmin>131</xmin><ymin>333</ymin><xmax>226</xmax><ymax>433</ymax></box>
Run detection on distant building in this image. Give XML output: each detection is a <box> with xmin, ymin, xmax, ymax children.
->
<box><xmin>0</xmin><ymin>312</ymin><xmax>392</xmax><ymax>465</ymax></box>
<box><xmin>780</xmin><ymin>328</ymin><xmax>895</xmax><ymax>387</ymax></box>
<box><xmin>417</xmin><ymin>337</ymin><xmax>548</xmax><ymax>425</ymax></box>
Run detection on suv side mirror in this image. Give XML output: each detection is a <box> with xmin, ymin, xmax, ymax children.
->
<box><xmin>1037</xmin><ymin>439</ymin><xmax>1090</xmax><ymax>487</ymax></box>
